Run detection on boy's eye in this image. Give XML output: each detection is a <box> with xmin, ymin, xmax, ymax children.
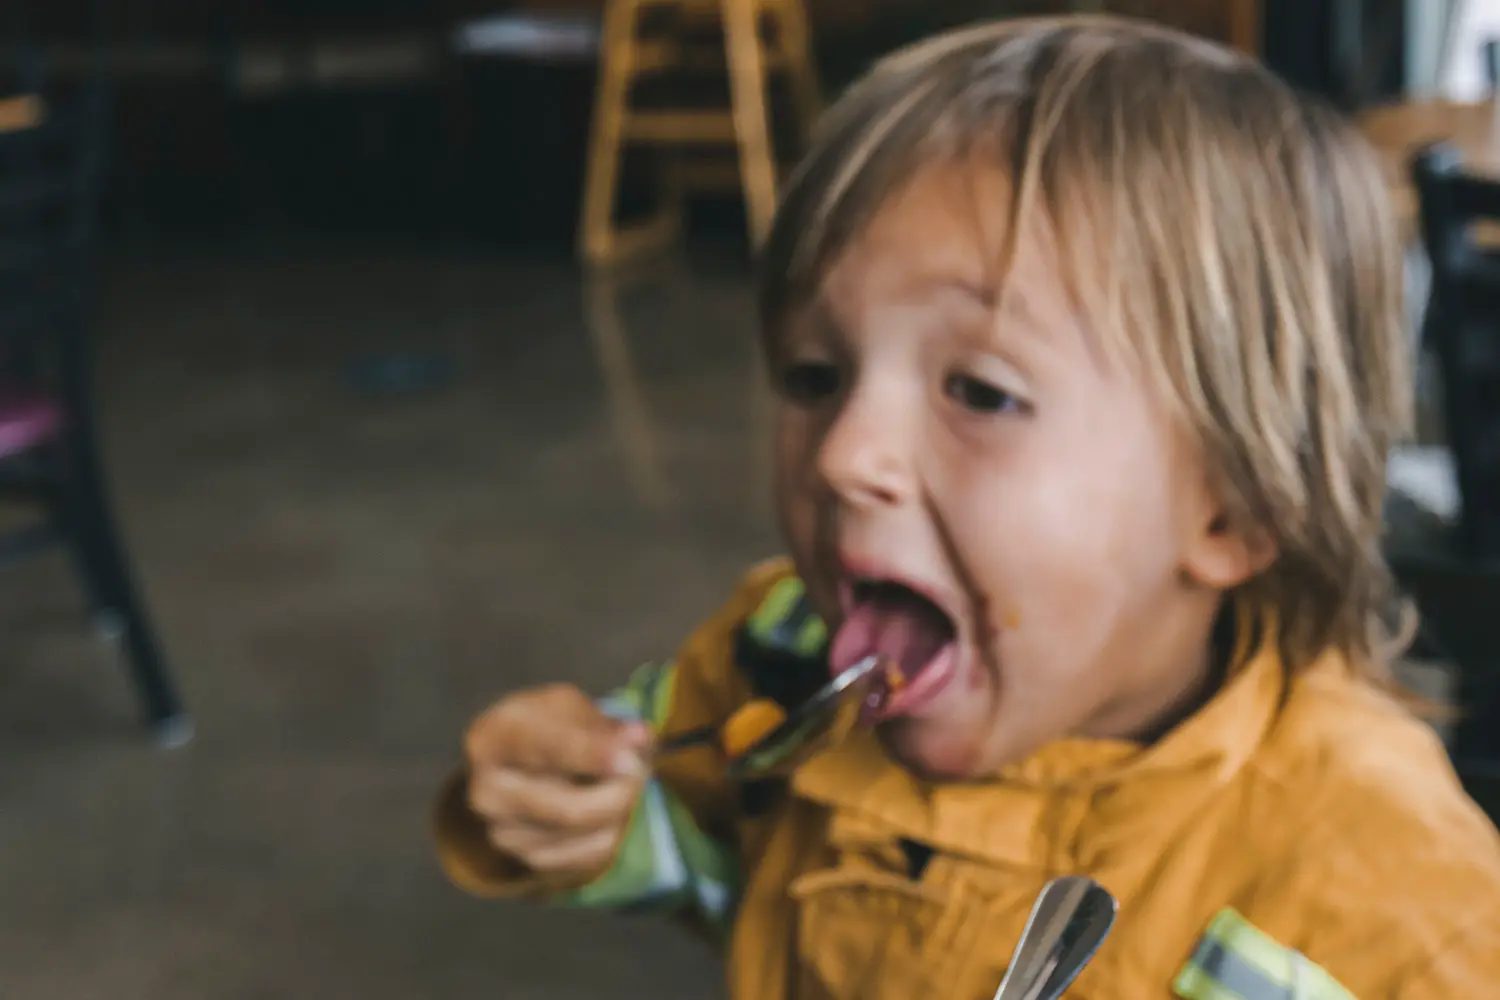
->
<box><xmin>944</xmin><ymin>372</ymin><xmax>1022</xmax><ymax>415</ymax></box>
<box><xmin>777</xmin><ymin>361</ymin><xmax>841</xmax><ymax>403</ymax></box>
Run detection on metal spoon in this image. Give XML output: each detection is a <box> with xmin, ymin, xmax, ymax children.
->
<box><xmin>725</xmin><ymin>655</ymin><xmax>882</xmax><ymax>780</ymax></box>
<box><xmin>992</xmin><ymin>876</ymin><xmax>1118</xmax><ymax>1000</ymax></box>
<box><xmin>655</xmin><ymin>655</ymin><xmax>883</xmax><ymax>780</ymax></box>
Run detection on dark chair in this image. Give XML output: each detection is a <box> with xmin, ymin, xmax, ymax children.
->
<box><xmin>1411</xmin><ymin>145</ymin><xmax>1500</xmax><ymax>560</ymax></box>
<box><xmin>1401</xmin><ymin>144</ymin><xmax>1500</xmax><ymax>778</ymax></box>
<box><xmin>0</xmin><ymin>67</ymin><xmax>190</xmax><ymax>746</ymax></box>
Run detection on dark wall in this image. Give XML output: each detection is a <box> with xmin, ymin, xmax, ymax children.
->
<box><xmin>1264</xmin><ymin>0</ymin><xmax>1336</xmax><ymax>93</ymax></box>
<box><xmin>10</xmin><ymin>1</ymin><xmax>987</xmax><ymax>246</ymax></box>
<box><xmin>12</xmin><ymin>1</ymin><xmax>1402</xmax><ymax>245</ymax></box>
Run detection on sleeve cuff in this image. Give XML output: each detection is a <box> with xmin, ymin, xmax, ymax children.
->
<box><xmin>431</xmin><ymin>769</ymin><xmax>595</xmax><ymax>899</ymax></box>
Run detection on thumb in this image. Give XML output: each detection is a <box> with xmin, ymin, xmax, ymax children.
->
<box><xmin>608</xmin><ymin>720</ymin><xmax>653</xmax><ymax>779</ymax></box>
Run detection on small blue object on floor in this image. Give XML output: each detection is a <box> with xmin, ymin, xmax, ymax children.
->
<box><xmin>344</xmin><ymin>354</ymin><xmax>457</xmax><ymax>397</ymax></box>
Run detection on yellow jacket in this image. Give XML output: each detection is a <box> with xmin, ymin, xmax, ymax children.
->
<box><xmin>436</xmin><ymin>559</ymin><xmax>1500</xmax><ymax>999</ymax></box>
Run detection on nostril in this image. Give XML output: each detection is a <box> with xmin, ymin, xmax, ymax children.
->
<box><xmin>819</xmin><ymin>448</ymin><xmax>910</xmax><ymax>508</ymax></box>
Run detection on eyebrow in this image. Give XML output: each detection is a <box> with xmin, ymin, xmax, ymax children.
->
<box><xmin>789</xmin><ymin>274</ymin><xmax>1045</xmax><ymax>353</ymax></box>
<box><xmin>933</xmin><ymin>277</ymin><xmax>997</xmax><ymax>309</ymax></box>
<box><xmin>933</xmin><ymin>278</ymin><xmax>1055</xmax><ymax>340</ymax></box>
<box><xmin>939</xmin><ymin>276</ymin><xmax>1094</xmax><ymax>380</ymax></box>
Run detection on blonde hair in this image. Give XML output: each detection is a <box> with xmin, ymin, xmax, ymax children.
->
<box><xmin>761</xmin><ymin>17</ymin><xmax>1416</xmax><ymax>690</ymax></box>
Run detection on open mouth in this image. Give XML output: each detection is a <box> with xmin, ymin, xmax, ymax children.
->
<box><xmin>829</xmin><ymin>576</ymin><xmax>960</xmax><ymax>722</ymax></box>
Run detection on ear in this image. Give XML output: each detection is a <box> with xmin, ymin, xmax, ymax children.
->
<box><xmin>1183</xmin><ymin>508</ymin><xmax>1278</xmax><ymax>591</ymax></box>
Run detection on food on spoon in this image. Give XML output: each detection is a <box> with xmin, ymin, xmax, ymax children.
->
<box><xmin>720</xmin><ymin>699</ymin><xmax>789</xmax><ymax>758</ymax></box>
<box><xmin>884</xmin><ymin>660</ymin><xmax>906</xmax><ymax>693</ymax></box>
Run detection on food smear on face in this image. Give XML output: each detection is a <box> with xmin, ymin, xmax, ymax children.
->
<box><xmin>720</xmin><ymin>699</ymin><xmax>788</xmax><ymax>758</ymax></box>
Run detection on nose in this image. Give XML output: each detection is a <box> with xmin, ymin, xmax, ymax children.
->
<box><xmin>816</xmin><ymin>383</ymin><xmax>917</xmax><ymax>510</ymax></box>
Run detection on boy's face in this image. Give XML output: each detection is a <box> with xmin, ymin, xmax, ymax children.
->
<box><xmin>773</xmin><ymin>166</ymin><xmax>1256</xmax><ymax>780</ymax></box>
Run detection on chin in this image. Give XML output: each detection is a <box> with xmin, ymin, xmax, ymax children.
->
<box><xmin>876</xmin><ymin>720</ymin><xmax>987</xmax><ymax>781</ymax></box>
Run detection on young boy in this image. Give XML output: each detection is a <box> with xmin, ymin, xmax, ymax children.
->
<box><xmin>436</xmin><ymin>16</ymin><xmax>1500</xmax><ymax>998</ymax></box>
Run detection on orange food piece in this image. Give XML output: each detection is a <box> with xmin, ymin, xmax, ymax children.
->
<box><xmin>884</xmin><ymin>662</ymin><xmax>906</xmax><ymax>692</ymax></box>
<box><xmin>720</xmin><ymin>699</ymin><xmax>788</xmax><ymax>758</ymax></box>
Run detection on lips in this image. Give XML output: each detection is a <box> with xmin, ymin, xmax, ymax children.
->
<box><xmin>828</xmin><ymin>572</ymin><xmax>961</xmax><ymax>722</ymax></box>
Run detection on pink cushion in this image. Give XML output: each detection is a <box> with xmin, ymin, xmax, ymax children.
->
<box><xmin>0</xmin><ymin>392</ymin><xmax>62</xmax><ymax>458</ymax></box>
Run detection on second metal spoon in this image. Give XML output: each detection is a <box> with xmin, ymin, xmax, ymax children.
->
<box><xmin>992</xmin><ymin>876</ymin><xmax>1118</xmax><ymax>1000</ymax></box>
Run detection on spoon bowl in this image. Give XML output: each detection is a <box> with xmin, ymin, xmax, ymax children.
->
<box><xmin>993</xmin><ymin>876</ymin><xmax>1118</xmax><ymax>1000</ymax></box>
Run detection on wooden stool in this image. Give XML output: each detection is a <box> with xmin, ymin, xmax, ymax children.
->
<box><xmin>578</xmin><ymin>0</ymin><xmax>820</xmax><ymax>265</ymax></box>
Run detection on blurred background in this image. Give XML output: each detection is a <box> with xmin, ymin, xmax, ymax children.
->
<box><xmin>0</xmin><ymin>1</ymin><xmax>1495</xmax><ymax>997</ymax></box>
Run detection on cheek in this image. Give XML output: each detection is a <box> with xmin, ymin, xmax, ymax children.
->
<box><xmin>943</xmin><ymin>423</ymin><xmax>1182</xmax><ymax>649</ymax></box>
<box><xmin>773</xmin><ymin>409</ymin><xmax>822</xmax><ymax>558</ymax></box>
<box><xmin>773</xmin><ymin>404</ymin><xmax>821</xmax><ymax>476</ymax></box>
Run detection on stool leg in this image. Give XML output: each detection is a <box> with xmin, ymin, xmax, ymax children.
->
<box><xmin>580</xmin><ymin>0</ymin><xmax>644</xmax><ymax>263</ymax></box>
<box><xmin>722</xmin><ymin>0</ymin><xmax>779</xmax><ymax>246</ymax></box>
<box><xmin>771</xmin><ymin>0</ymin><xmax>822</xmax><ymax>146</ymax></box>
<box><xmin>1228</xmin><ymin>0</ymin><xmax>1260</xmax><ymax>54</ymax></box>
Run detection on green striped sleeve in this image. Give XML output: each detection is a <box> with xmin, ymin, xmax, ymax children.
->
<box><xmin>1175</xmin><ymin>909</ymin><xmax>1358</xmax><ymax>1000</ymax></box>
<box><xmin>563</xmin><ymin>662</ymin><xmax>739</xmax><ymax>933</ymax></box>
<box><xmin>745</xmin><ymin>577</ymin><xmax>826</xmax><ymax>656</ymax></box>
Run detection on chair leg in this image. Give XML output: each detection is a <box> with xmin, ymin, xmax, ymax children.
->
<box><xmin>770</xmin><ymin>0</ymin><xmax>822</xmax><ymax>146</ymax></box>
<box><xmin>41</xmin><ymin>444</ymin><xmax>111</xmax><ymax>619</ymax></box>
<box><xmin>722</xmin><ymin>0</ymin><xmax>779</xmax><ymax>247</ymax></box>
<box><xmin>51</xmin><ymin>432</ymin><xmax>192</xmax><ymax>747</ymax></box>
<box><xmin>580</xmin><ymin>0</ymin><xmax>645</xmax><ymax>263</ymax></box>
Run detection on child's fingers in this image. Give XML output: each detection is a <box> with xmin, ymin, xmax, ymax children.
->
<box><xmin>483</xmin><ymin>813</ymin><xmax>623</xmax><ymax>873</ymax></box>
<box><xmin>518</xmin><ymin>827</ymin><xmax>622</xmax><ymax>875</ymax></box>
<box><xmin>614</xmin><ymin>720</ymin><xmax>654</xmax><ymax>756</ymax></box>
<box><xmin>484</xmin><ymin>815</ymin><xmax>555</xmax><ymax>858</ymax></box>
<box><xmin>469</xmin><ymin>767</ymin><xmax>642</xmax><ymax>833</ymax></box>
<box><xmin>465</xmin><ymin>684</ymin><xmax>630</xmax><ymax>779</ymax></box>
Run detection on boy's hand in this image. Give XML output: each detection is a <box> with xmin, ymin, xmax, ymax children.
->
<box><xmin>464</xmin><ymin>684</ymin><xmax>653</xmax><ymax>877</ymax></box>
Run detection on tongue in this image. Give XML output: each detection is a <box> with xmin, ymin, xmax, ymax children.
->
<box><xmin>829</xmin><ymin>595</ymin><xmax>953</xmax><ymax>681</ymax></box>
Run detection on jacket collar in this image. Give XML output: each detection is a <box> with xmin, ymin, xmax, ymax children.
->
<box><xmin>790</xmin><ymin>604</ymin><xmax>1299</xmax><ymax>870</ymax></box>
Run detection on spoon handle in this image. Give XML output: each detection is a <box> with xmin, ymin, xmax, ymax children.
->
<box><xmin>655</xmin><ymin>724</ymin><xmax>718</xmax><ymax>754</ymax></box>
